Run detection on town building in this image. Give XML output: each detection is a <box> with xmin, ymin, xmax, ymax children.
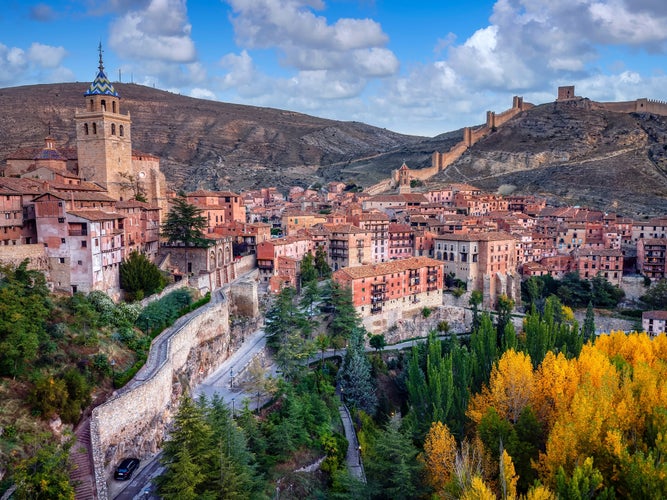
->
<box><xmin>642</xmin><ymin>310</ymin><xmax>667</xmax><ymax>336</ymax></box>
<box><xmin>637</xmin><ymin>238</ymin><xmax>667</xmax><ymax>280</ymax></box>
<box><xmin>332</xmin><ymin>256</ymin><xmax>444</xmax><ymax>332</ymax></box>
<box><xmin>434</xmin><ymin>231</ymin><xmax>520</xmax><ymax>307</ymax></box>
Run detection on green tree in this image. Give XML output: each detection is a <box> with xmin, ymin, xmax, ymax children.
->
<box><xmin>338</xmin><ymin>327</ymin><xmax>377</xmax><ymax>413</ymax></box>
<box><xmin>495</xmin><ymin>294</ymin><xmax>514</xmax><ymax>349</ymax></box>
<box><xmin>582</xmin><ymin>301</ymin><xmax>596</xmax><ymax>343</ymax></box>
<box><xmin>369</xmin><ymin>333</ymin><xmax>386</xmax><ymax>353</ymax></box>
<box><xmin>556</xmin><ymin>457</ymin><xmax>614</xmax><ymax>500</ymax></box>
<box><xmin>641</xmin><ymin>278</ymin><xmax>667</xmax><ymax>309</ymax></box>
<box><xmin>315</xmin><ymin>244</ymin><xmax>331</xmax><ymax>278</ymax></box>
<box><xmin>0</xmin><ymin>260</ymin><xmax>52</xmax><ymax>377</ymax></box>
<box><xmin>470</xmin><ymin>313</ymin><xmax>497</xmax><ymax>392</ymax></box>
<box><xmin>300</xmin><ymin>252</ymin><xmax>317</xmax><ymax>284</ymax></box>
<box><xmin>469</xmin><ymin>290</ymin><xmax>483</xmax><ymax>332</ymax></box>
<box><xmin>299</xmin><ymin>278</ymin><xmax>320</xmax><ymax>318</ymax></box>
<box><xmin>366</xmin><ymin>415</ymin><xmax>424</xmax><ymax>499</ymax></box>
<box><xmin>329</xmin><ymin>282</ymin><xmax>360</xmax><ymax>342</ymax></box>
<box><xmin>202</xmin><ymin>395</ymin><xmax>262</xmax><ymax>498</ymax></box>
<box><xmin>13</xmin><ymin>438</ymin><xmax>75</xmax><ymax>499</ymax></box>
<box><xmin>120</xmin><ymin>250</ymin><xmax>167</xmax><ymax>301</ymax></box>
<box><xmin>449</xmin><ymin>334</ymin><xmax>473</xmax><ymax>440</ymax></box>
<box><xmin>161</xmin><ymin>196</ymin><xmax>210</xmax><ymax>247</ymax></box>
<box><xmin>265</xmin><ymin>287</ymin><xmax>313</xmax><ymax>378</ymax></box>
<box><xmin>159</xmin><ymin>395</ymin><xmax>213</xmax><ymax>497</ymax></box>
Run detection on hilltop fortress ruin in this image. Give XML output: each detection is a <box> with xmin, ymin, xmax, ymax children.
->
<box><xmin>366</xmin><ymin>86</ymin><xmax>667</xmax><ymax>195</ymax></box>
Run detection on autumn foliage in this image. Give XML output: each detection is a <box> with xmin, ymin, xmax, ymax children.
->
<box><xmin>452</xmin><ymin>331</ymin><xmax>667</xmax><ymax>497</ymax></box>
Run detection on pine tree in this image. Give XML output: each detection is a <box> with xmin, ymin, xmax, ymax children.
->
<box><xmin>300</xmin><ymin>252</ymin><xmax>317</xmax><ymax>284</ymax></box>
<box><xmin>161</xmin><ymin>196</ymin><xmax>209</xmax><ymax>247</ymax></box>
<box><xmin>338</xmin><ymin>327</ymin><xmax>377</xmax><ymax>413</ymax></box>
<box><xmin>315</xmin><ymin>244</ymin><xmax>331</xmax><ymax>278</ymax></box>
<box><xmin>119</xmin><ymin>250</ymin><xmax>167</xmax><ymax>301</ymax></box>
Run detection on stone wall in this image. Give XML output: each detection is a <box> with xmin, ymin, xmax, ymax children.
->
<box><xmin>0</xmin><ymin>244</ymin><xmax>49</xmax><ymax>274</ymax></box>
<box><xmin>380</xmin><ymin>305</ymin><xmax>470</xmax><ymax>344</ymax></box>
<box><xmin>90</xmin><ymin>290</ymin><xmax>234</xmax><ymax>500</ymax></box>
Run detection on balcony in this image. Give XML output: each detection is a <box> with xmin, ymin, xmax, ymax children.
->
<box><xmin>371</xmin><ymin>304</ymin><xmax>383</xmax><ymax>314</ymax></box>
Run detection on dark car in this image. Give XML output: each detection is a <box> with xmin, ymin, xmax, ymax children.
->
<box><xmin>114</xmin><ymin>458</ymin><xmax>140</xmax><ymax>480</ymax></box>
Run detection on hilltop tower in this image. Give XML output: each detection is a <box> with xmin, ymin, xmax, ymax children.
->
<box><xmin>75</xmin><ymin>44</ymin><xmax>133</xmax><ymax>201</ymax></box>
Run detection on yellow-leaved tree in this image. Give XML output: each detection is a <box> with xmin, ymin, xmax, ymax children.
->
<box><xmin>420</xmin><ymin>421</ymin><xmax>457</xmax><ymax>492</ymax></box>
<box><xmin>468</xmin><ymin>349</ymin><xmax>534</xmax><ymax>425</ymax></box>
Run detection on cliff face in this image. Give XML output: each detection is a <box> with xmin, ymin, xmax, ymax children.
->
<box><xmin>430</xmin><ymin>100</ymin><xmax>667</xmax><ymax>217</ymax></box>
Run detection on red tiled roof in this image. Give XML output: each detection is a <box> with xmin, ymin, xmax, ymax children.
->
<box><xmin>333</xmin><ymin>256</ymin><xmax>442</xmax><ymax>280</ymax></box>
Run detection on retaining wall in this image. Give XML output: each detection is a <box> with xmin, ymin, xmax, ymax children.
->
<box><xmin>90</xmin><ymin>290</ymin><xmax>232</xmax><ymax>499</ymax></box>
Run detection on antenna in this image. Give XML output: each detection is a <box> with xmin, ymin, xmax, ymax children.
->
<box><xmin>119</xmin><ymin>68</ymin><xmax>122</xmax><ymax>82</ymax></box>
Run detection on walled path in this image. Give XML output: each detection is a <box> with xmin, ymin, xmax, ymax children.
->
<box><xmin>338</xmin><ymin>401</ymin><xmax>366</xmax><ymax>483</ymax></box>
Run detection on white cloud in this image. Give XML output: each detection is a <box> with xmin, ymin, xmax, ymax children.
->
<box><xmin>224</xmin><ymin>0</ymin><xmax>398</xmax><ymax>101</ymax></box>
<box><xmin>27</xmin><ymin>43</ymin><xmax>67</xmax><ymax>68</ymax></box>
<box><xmin>190</xmin><ymin>87</ymin><xmax>216</xmax><ymax>100</ymax></box>
<box><xmin>109</xmin><ymin>0</ymin><xmax>196</xmax><ymax>63</ymax></box>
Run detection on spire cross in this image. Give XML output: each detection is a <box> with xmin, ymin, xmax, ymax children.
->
<box><xmin>98</xmin><ymin>42</ymin><xmax>104</xmax><ymax>72</ymax></box>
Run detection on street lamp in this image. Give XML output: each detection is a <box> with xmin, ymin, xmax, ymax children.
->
<box><xmin>110</xmin><ymin>359</ymin><xmax>116</xmax><ymax>389</ymax></box>
<box><xmin>231</xmin><ymin>398</ymin><xmax>235</xmax><ymax>418</ymax></box>
<box><xmin>358</xmin><ymin>445</ymin><xmax>362</xmax><ymax>465</ymax></box>
<box><xmin>230</xmin><ymin>367</ymin><xmax>234</xmax><ymax>389</ymax></box>
<box><xmin>340</xmin><ymin>387</ymin><xmax>345</xmax><ymax>403</ymax></box>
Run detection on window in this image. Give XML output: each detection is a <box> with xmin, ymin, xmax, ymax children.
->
<box><xmin>84</xmin><ymin>123</ymin><xmax>89</xmax><ymax>135</ymax></box>
<box><xmin>81</xmin><ymin>241</ymin><xmax>87</xmax><ymax>248</ymax></box>
<box><xmin>3</xmin><ymin>214</ymin><xmax>8</xmax><ymax>220</ymax></box>
<box><xmin>119</xmin><ymin>125</ymin><xmax>124</xmax><ymax>136</ymax></box>
<box><xmin>61</xmin><ymin>238</ymin><xmax>65</xmax><ymax>243</ymax></box>
<box><xmin>92</xmin><ymin>123</ymin><xmax>97</xmax><ymax>134</ymax></box>
<box><xmin>58</xmin><ymin>217</ymin><xmax>65</xmax><ymax>223</ymax></box>
<box><xmin>59</xmin><ymin>257</ymin><xmax>65</xmax><ymax>264</ymax></box>
<box><xmin>78</xmin><ymin>260</ymin><xmax>83</xmax><ymax>266</ymax></box>
<box><xmin>111</xmin><ymin>124</ymin><xmax>116</xmax><ymax>135</ymax></box>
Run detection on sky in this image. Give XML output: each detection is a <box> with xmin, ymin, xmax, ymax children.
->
<box><xmin>2</xmin><ymin>0</ymin><xmax>667</xmax><ymax>137</ymax></box>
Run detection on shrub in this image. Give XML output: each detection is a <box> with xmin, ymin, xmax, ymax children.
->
<box><xmin>135</xmin><ymin>288</ymin><xmax>194</xmax><ymax>334</ymax></box>
<box><xmin>120</xmin><ymin>251</ymin><xmax>167</xmax><ymax>301</ymax></box>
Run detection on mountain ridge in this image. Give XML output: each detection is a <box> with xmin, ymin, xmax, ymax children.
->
<box><xmin>1</xmin><ymin>83</ymin><xmax>667</xmax><ymax>216</ymax></box>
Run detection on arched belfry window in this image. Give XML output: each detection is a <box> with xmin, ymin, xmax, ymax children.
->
<box><xmin>112</xmin><ymin>101</ymin><xmax>116</xmax><ymax>113</ymax></box>
<box><xmin>92</xmin><ymin>123</ymin><xmax>97</xmax><ymax>134</ymax></box>
<box><xmin>111</xmin><ymin>124</ymin><xmax>116</xmax><ymax>135</ymax></box>
<box><xmin>101</xmin><ymin>99</ymin><xmax>106</xmax><ymax>112</ymax></box>
<box><xmin>89</xmin><ymin>99</ymin><xmax>93</xmax><ymax>111</ymax></box>
<box><xmin>119</xmin><ymin>125</ymin><xmax>124</xmax><ymax>137</ymax></box>
<box><xmin>84</xmin><ymin>123</ymin><xmax>89</xmax><ymax>135</ymax></box>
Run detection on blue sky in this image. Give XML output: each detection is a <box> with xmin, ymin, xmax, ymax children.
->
<box><xmin>1</xmin><ymin>1</ymin><xmax>667</xmax><ymax>137</ymax></box>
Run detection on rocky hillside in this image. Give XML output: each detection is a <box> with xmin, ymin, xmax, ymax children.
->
<box><xmin>428</xmin><ymin>99</ymin><xmax>667</xmax><ymax>217</ymax></box>
<box><xmin>0</xmin><ymin>82</ymin><xmax>445</xmax><ymax>192</ymax></box>
<box><xmin>2</xmin><ymin>83</ymin><xmax>667</xmax><ymax>216</ymax></box>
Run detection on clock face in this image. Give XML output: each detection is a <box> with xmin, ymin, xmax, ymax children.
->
<box><xmin>139</xmin><ymin>171</ymin><xmax>146</xmax><ymax>178</ymax></box>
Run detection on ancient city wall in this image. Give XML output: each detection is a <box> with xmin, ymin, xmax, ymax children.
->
<box><xmin>593</xmin><ymin>98</ymin><xmax>667</xmax><ymax>116</ymax></box>
<box><xmin>90</xmin><ymin>290</ymin><xmax>233</xmax><ymax>500</ymax></box>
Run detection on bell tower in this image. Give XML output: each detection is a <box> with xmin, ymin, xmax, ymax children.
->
<box><xmin>75</xmin><ymin>43</ymin><xmax>132</xmax><ymax>200</ymax></box>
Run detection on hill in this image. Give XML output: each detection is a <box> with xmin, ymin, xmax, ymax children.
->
<box><xmin>2</xmin><ymin>84</ymin><xmax>667</xmax><ymax>216</ymax></box>
<box><xmin>0</xmin><ymin>82</ymin><xmax>447</xmax><ymax>192</ymax></box>
<box><xmin>427</xmin><ymin>99</ymin><xmax>667</xmax><ymax>217</ymax></box>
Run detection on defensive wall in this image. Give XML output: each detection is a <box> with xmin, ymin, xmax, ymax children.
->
<box><xmin>90</xmin><ymin>273</ymin><xmax>260</xmax><ymax>499</ymax></box>
<box><xmin>368</xmin><ymin>95</ymin><xmax>533</xmax><ymax>195</ymax></box>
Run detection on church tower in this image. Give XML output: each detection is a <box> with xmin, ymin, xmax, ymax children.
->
<box><xmin>75</xmin><ymin>44</ymin><xmax>133</xmax><ymax>200</ymax></box>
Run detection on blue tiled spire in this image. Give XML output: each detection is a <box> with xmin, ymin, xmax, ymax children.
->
<box><xmin>84</xmin><ymin>43</ymin><xmax>119</xmax><ymax>97</ymax></box>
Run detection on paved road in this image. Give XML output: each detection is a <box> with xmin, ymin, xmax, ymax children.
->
<box><xmin>111</xmin><ymin>327</ymin><xmax>268</xmax><ymax>499</ymax></box>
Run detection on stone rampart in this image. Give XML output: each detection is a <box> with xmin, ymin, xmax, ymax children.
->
<box><xmin>91</xmin><ymin>290</ymin><xmax>233</xmax><ymax>500</ymax></box>
<box><xmin>138</xmin><ymin>279</ymin><xmax>189</xmax><ymax>308</ymax></box>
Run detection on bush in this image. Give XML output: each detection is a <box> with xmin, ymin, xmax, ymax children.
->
<box><xmin>135</xmin><ymin>288</ymin><xmax>194</xmax><ymax>334</ymax></box>
<box><xmin>120</xmin><ymin>251</ymin><xmax>167</xmax><ymax>301</ymax></box>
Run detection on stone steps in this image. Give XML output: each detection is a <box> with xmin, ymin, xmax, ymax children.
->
<box><xmin>70</xmin><ymin>418</ymin><xmax>97</xmax><ymax>499</ymax></box>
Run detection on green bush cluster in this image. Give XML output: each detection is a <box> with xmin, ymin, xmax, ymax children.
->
<box><xmin>134</xmin><ymin>288</ymin><xmax>196</xmax><ymax>335</ymax></box>
<box><xmin>27</xmin><ymin>368</ymin><xmax>92</xmax><ymax>424</ymax></box>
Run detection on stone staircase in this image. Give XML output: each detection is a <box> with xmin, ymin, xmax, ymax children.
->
<box><xmin>70</xmin><ymin>417</ymin><xmax>97</xmax><ymax>499</ymax></box>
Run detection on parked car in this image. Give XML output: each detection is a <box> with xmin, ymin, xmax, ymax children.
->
<box><xmin>114</xmin><ymin>458</ymin><xmax>140</xmax><ymax>480</ymax></box>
